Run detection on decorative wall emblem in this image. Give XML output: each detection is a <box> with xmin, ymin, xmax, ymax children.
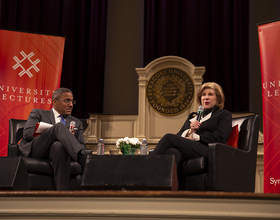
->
<box><xmin>146</xmin><ymin>67</ymin><xmax>194</xmax><ymax>116</ymax></box>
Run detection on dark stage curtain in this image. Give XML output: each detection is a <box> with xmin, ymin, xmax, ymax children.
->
<box><xmin>0</xmin><ymin>0</ymin><xmax>107</xmax><ymax>118</ymax></box>
<box><xmin>144</xmin><ymin>0</ymin><xmax>249</xmax><ymax>112</ymax></box>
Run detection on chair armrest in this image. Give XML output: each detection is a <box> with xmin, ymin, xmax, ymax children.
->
<box><xmin>207</xmin><ymin>143</ymin><xmax>256</xmax><ymax>192</ymax></box>
<box><xmin>149</xmin><ymin>148</ymin><xmax>155</xmax><ymax>155</ymax></box>
<box><xmin>84</xmin><ymin>148</ymin><xmax>92</xmax><ymax>155</ymax></box>
<box><xmin>8</xmin><ymin>144</ymin><xmax>20</xmax><ymax>157</ymax></box>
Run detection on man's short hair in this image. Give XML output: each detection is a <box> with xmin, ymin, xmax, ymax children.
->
<box><xmin>52</xmin><ymin>88</ymin><xmax>73</xmax><ymax>101</ymax></box>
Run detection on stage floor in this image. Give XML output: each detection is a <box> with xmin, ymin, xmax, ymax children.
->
<box><xmin>0</xmin><ymin>190</ymin><xmax>280</xmax><ymax>220</ymax></box>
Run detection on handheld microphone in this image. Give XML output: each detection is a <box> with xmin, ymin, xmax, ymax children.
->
<box><xmin>69</xmin><ymin>121</ymin><xmax>76</xmax><ymax>131</ymax></box>
<box><xmin>197</xmin><ymin>106</ymin><xmax>204</xmax><ymax>122</ymax></box>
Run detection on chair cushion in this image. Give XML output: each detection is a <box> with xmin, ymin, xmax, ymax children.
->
<box><xmin>182</xmin><ymin>157</ymin><xmax>207</xmax><ymax>175</ymax></box>
<box><xmin>22</xmin><ymin>157</ymin><xmax>82</xmax><ymax>175</ymax></box>
<box><xmin>226</xmin><ymin>125</ymin><xmax>239</xmax><ymax>148</ymax></box>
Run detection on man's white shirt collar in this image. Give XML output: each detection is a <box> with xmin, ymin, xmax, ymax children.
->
<box><xmin>52</xmin><ymin>108</ymin><xmax>63</xmax><ymax>124</ymax></box>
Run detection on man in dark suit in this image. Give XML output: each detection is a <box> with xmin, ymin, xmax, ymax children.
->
<box><xmin>19</xmin><ymin>88</ymin><xmax>86</xmax><ymax>190</ymax></box>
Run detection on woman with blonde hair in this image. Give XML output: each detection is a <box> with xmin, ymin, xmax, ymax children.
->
<box><xmin>153</xmin><ymin>82</ymin><xmax>232</xmax><ymax>170</ymax></box>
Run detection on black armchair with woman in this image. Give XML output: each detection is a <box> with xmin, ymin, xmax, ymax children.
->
<box><xmin>153</xmin><ymin>82</ymin><xmax>260</xmax><ymax>192</ymax></box>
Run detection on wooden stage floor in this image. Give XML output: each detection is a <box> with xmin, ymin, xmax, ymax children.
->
<box><xmin>0</xmin><ymin>189</ymin><xmax>280</xmax><ymax>199</ymax></box>
<box><xmin>0</xmin><ymin>190</ymin><xmax>280</xmax><ymax>220</ymax></box>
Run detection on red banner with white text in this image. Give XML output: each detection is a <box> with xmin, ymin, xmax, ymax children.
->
<box><xmin>258</xmin><ymin>20</ymin><xmax>280</xmax><ymax>193</ymax></box>
<box><xmin>0</xmin><ymin>29</ymin><xmax>65</xmax><ymax>156</ymax></box>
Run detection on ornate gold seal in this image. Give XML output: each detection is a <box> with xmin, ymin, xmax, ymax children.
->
<box><xmin>146</xmin><ymin>67</ymin><xmax>194</xmax><ymax>116</ymax></box>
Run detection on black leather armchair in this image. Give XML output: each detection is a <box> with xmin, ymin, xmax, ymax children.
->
<box><xmin>8</xmin><ymin>118</ymin><xmax>92</xmax><ymax>190</ymax></box>
<box><xmin>177</xmin><ymin>114</ymin><xmax>260</xmax><ymax>192</ymax></box>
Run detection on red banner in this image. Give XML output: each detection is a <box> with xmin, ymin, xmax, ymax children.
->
<box><xmin>258</xmin><ymin>20</ymin><xmax>280</xmax><ymax>193</ymax></box>
<box><xmin>0</xmin><ymin>29</ymin><xmax>65</xmax><ymax>156</ymax></box>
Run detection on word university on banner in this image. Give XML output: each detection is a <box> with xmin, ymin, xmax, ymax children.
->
<box><xmin>258</xmin><ymin>20</ymin><xmax>280</xmax><ymax>193</ymax></box>
<box><xmin>0</xmin><ymin>29</ymin><xmax>65</xmax><ymax>156</ymax></box>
